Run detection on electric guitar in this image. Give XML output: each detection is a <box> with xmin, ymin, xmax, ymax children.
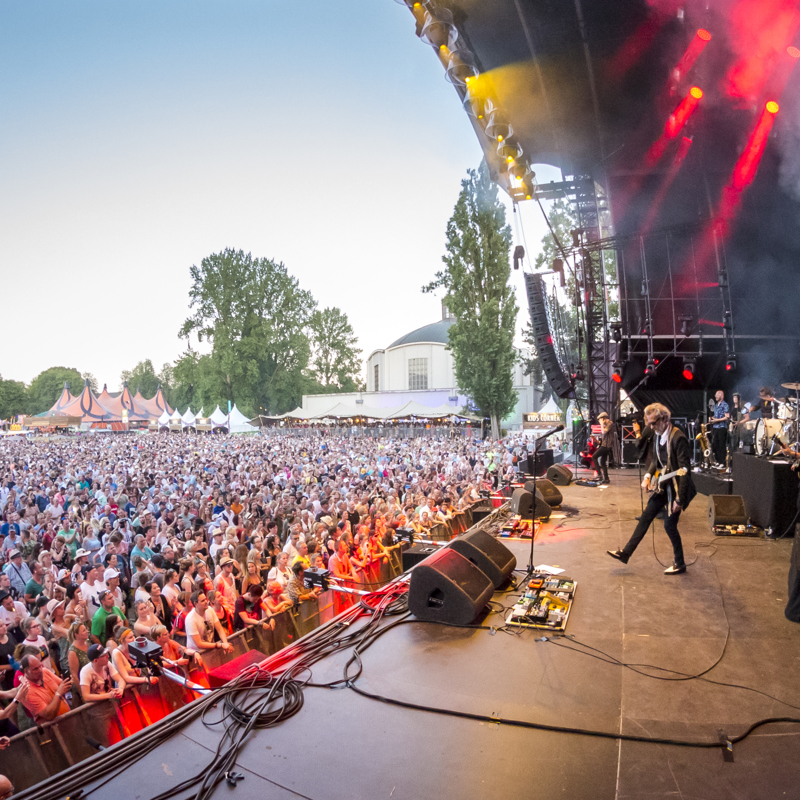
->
<box><xmin>650</xmin><ymin>467</ymin><xmax>688</xmax><ymax>493</ymax></box>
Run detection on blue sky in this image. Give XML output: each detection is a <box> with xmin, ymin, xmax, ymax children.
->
<box><xmin>0</xmin><ymin>0</ymin><xmax>559</xmax><ymax>388</ymax></box>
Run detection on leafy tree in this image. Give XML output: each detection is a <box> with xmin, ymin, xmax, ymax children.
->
<box><xmin>308</xmin><ymin>307</ymin><xmax>363</xmax><ymax>391</ymax></box>
<box><xmin>424</xmin><ymin>162</ymin><xmax>518</xmax><ymax>439</ymax></box>
<box><xmin>120</xmin><ymin>359</ymin><xmax>160</xmax><ymax>398</ymax></box>
<box><xmin>82</xmin><ymin>372</ymin><xmax>98</xmax><ymax>393</ymax></box>
<box><xmin>27</xmin><ymin>366</ymin><xmax>83</xmax><ymax>415</ymax></box>
<box><xmin>180</xmin><ymin>249</ymin><xmax>316</xmax><ymax>415</ymax></box>
<box><xmin>0</xmin><ymin>377</ymin><xmax>28</xmax><ymax>421</ymax></box>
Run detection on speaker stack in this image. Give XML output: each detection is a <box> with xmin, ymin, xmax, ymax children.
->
<box><xmin>407</xmin><ymin>530</ymin><xmax>517</xmax><ymax>625</ymax></box>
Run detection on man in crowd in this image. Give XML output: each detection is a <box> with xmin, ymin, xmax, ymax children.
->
<box><xmin>91</xmin><ymin>589</ymin><xmax>128</xmax><ymax>644</ymax></box>
<box><xmin>19</xmin><ymin>655</ymin><xmax>71</xmax><ymax>724</ymax></box>
<box><xmin>3</xmin><ymin>551</ymin><xmax>31</xmax><ymax>600</ymax></box>
<box><xmin>185</xmin><ymin>592</ymin><xmax>234</xmax><ymax>655</ymax></box>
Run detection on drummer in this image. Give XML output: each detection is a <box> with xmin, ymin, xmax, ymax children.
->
<box><xmin>741</xmin><ymin>387</ymin><xmax>777</xmax><ymax>422</ymax></box>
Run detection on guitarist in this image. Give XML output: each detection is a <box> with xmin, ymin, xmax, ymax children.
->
<box><xmin>608</xmin><ymin>402</ymin><xmax>697</xmax><ymax>574</ymax></box>
<box><xmin>776</xmin><ymin>442</ymin><xmax>800</xmax><ymax>624</ymax></box>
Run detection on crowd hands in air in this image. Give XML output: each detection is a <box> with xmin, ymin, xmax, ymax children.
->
<box><xmin>0</xmin><ymin>431</ymin><xmax>513</xmax><ymax>757</ymax></box>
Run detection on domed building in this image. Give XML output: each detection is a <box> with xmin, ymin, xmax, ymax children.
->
<box><xmin>298</xmin><ymin>304</ymin><xmax>541</xmax><ymax>429</ymax></box>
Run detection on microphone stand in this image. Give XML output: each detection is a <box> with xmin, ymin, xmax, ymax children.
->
<box><xmin>527</xmin><ymin>426</ymin><xmax>563</xmax><ymax>574</ymax></box>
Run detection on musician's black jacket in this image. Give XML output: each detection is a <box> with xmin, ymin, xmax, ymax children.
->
<box><xmin>646</xmin><ymin>425</ymin><xmax>697</xmax><ymax>510</ymax></box>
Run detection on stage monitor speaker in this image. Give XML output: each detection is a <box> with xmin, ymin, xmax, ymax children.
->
<box><xmin>408</xmin><ymin>548</ymin><xmax>495</xmax><ymax>625</ymax></box>
<box><xmin>546</xmin><ymin>464</ymin><xmax>573</xmax><ymax>486</ymax></box>
<box><xmin>402</xmin><ymin>544</ymin><xmax>440</xmax><ymax>572</ymax></box>
<box><xmin>534</xmin><ymin>491</ymin><xmax>553</xmax><ymax>521</ymax></box>
<box><xmin>449</xmin><ymin>529</ymin><xmax>516</xmax><ymax>587</ymax></box>
<box><xmin>526</xmin><ymin>450</ymin><xmax>554</xmax><ymax>476</ymax></box>
<box><xmin>511</xmin><ymin>488</ymin><xmax>533</xmax><ymax>518</ymax></box>
<box><xmin>708</xmin><ymin>494</ymin><xmax>747</xmax><ymax>527</ymax></box>
<box><xmin>524</xmin><ymin>479</ymin><xmax>563</xmax><ymax>507</ymax></box>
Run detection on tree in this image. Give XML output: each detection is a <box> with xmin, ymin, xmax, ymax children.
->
<box><xmin>424</xmin><ymin>162</ymin><xmax>518</xmax><ymax>439</ymax></box>
<box><xmin>308</xmin><ymin>307</ymin><xmax>363</xmax><ymax>392</ymax></box>
<box><xmin>120</xmin><ymin>359</ymin><xmax>160</xmax><ymax>398</ymax></box>
<box><xmin>82</xmin><ymin>372</ymin><xmax>98</xmax><ymax>393</ymax></box>
<box><xmin>0</xmin><ymin>377</ymin><xmax>28</xmax><ymax>421</ymax></box>
<box><xmin>27</xmin><ymin>366</ymin><xmax>83</xmax><ymax>415</ymax></box>
<box><xmin>180</xmin><ymin>249</ymin><xmax>316</xmax><ymax>415</ymax></box>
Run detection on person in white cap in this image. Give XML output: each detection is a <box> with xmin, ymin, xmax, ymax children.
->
<box><xmin>103</xmin><ymin>568</ymin><xmax>125</xmax><ymax>614</ymax></box>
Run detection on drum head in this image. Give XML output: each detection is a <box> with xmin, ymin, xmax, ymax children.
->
<box><xmin>755</xmin><ymin>418</ymin><xmax>785</xmax><ymax>455</ymax></box>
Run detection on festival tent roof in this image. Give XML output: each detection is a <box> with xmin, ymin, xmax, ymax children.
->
<box><xmin>181</xmin><ymin>408</ymin><xmax>197</xmax><ymax>426</ymax></box>
<box><xmin>209</xmin><ymin>406</ymin><xmax>229</xmax><ymax>427</ymax></box>
<box><xmin>538</xmin><ymin>397</ymin><xmax>563</xmax><ymax>416</ymax></box>
<box><xmin>308</xmin><ymin>402</ymin><xmax>406</xmax><ymax>420</ymax></box>
<box><xmin>384</xmin><ymin>400</ymin><xmax>478</xmax><ymax>419</ymax></box>
<box><xmin>157</xmin><ymin>411</ymin><xmax>171</xmax><ymax>427</ymax></box>
<box><xmin>58</xmin><ymin>381</ymin><xmax>118</xmax><ymax>422</ymax></box>
<box><xmin>133</xmin><ymin>385</ymin><xmax>173</xmax><ymax>418</ymax></box>
<box><xmin>42</xmin><ymin>383</ymin><xmax>77</xmax><ymax>417</ymax></box>
<box><xmin>96</xmin><ymin>383</ymin><xmax>150</xmax><ymax>421</ymax></box>
<box><xmin>228</xmin><ymin>405</ymin><xmax>257</xmax><ymax>433</ymax></box>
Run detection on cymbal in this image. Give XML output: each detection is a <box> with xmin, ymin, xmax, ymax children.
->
<box><xmin>781</xmin><ymin>382</ymin><xmax>800</xmax><ymax>391</ymax></box>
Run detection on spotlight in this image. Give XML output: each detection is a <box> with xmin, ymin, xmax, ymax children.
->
<box><xmin>573</xmin><ymin>367</ymin><xmax>585</xmax><ymax>381</ymax></box>
<box><xmin>726</xmin><ymin>357</ymin><xmax>737</xmax><ymax>372</ymax></box>
<box><xmin>445</xmin><ymin>50</ymin><xmax>478</xmax><ymax>86</ymax></box>
<box><xmin>788</xmin><ymin>46</ymin><xmax>800</xmax><ymax>59</ymax></box>
<box><xmin>485</xmin><ymin>111</ymin><xmax>513</xmax><ymax>142</ymax></box>
<box><xmin>766</xmin><ymin>100</ymin><xmax>780</xmax><ymax>114</ymax></box>
<box><xmin>610</xmin><ymin>322</ymin><xmax>623</xmax><ymax>343</ymax></box>
<box><xmin>697</xmin><ymin>29</ymin><xmax>712</xmax><ymax>42</ymax></box>
<box><xmin>419</xmin><ymin>8</ymin><xmax>457</xmax><ymax>50</ymax></box>
<box><xmin>645</xmin><ymin>361</ymin><xmax>656</xmax><ymax>375</ymax></box>
<box><xmin>513</xmin><ymin>245</ymin><xmax>525</xmax><ymax>270</ymax></box>
<box><xmin>689</xmin><ymin>86</ymin><xmax>703</xmax><ymax>100</ymax></box>
<box><xmin>497</xmin><ymin>139</ymin><xmax>523</xmax><ymax>163</ymax></box>
<box><xmin>612</xmin><ymin>362</ymin><xmax>623</xmax><ymax>383</ymax></box>
<box><xmin>679</xmin><ymin>315</ymin><xmax>693</xmax><ymax>336</ymax></box>
<box><xmin>552</xmin><ymin>258</ymin><xmax>565</xmax><ymax>287</ymax></box>
<box><xmin>682</xmin><ymin>360</ymin><xmax>695</xmax><ymax>380</ymax></box>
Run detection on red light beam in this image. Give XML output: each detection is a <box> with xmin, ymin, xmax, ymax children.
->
<box><xmin>639</xmin><ymin>136</ymin><xmax>693</xmax><ymax>235</ymax></box>
<box><xmin>645</xmin><ymin>88</ymin><xmax>703</xmax><ymax>168</ymax></box>
<box><xmin>671</xmin><ymin>30</ymin><xmax>713</xmax><ymax>87</ymax></box>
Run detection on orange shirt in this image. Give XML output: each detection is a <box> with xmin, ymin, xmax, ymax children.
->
<box><xmin>22</xmin><ymin>669</ymin><xmax>69</xmax><ymax>724</ymax></box>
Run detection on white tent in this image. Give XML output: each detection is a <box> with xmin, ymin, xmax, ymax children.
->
<box><xmin>157</xmin><ymin>411</ymin><xmax>171</xmax><ymax>428</ymax></box>
<box><xmin>181</xmin><ymin>407</ymin><xmax>197</xmax><ymax>427</ymax></box>
<box><xmin>209</xmin><ymin>406</ymin><xmax>229</xmax><ymax>428</ymax></box>
<box><xmin>228</xmin><ymin>404</ymin><xmax>257</xmax><ymax>433</ymax></box>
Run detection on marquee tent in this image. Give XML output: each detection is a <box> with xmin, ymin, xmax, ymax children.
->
<box><xmin>228</xmin><ymin>405</ymin><xmax>257</xmax><ymax>433</ymax></box>
<box><xmin>133</xmin><ymin>385</ymin><xmax>173</xmax><ymax>418</ymax></box>
<box><xmin>209</xmin><ymin>406</ymin><xmax>229</xmax><ymax>429</ymax></box>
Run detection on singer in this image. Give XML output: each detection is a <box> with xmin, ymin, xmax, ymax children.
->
<box><xmin>592</xmin><ymin>412</ymin><xmax>620</xmax><ymax>484</ymax></box>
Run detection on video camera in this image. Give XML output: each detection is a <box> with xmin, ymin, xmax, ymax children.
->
<box><xmin>304</xmin><ymin>568</ymin><xmax>330</xmax><ymax>592</ymax></box>
<box><xmin>129</xmin><ymin>637</ymin><xmax>164</xmax><ymax>676</ymax></box>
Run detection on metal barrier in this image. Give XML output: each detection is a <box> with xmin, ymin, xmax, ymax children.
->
<box><xmin>0</xmin><ymin>546</ymin><xmax>412</xmax><ymax>792</ymax></box>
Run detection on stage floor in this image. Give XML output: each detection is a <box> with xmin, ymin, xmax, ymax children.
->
<box><xmin>88</xmin><ymin>471</ymin><xmax>800</xmax><ymax>800</ymax></box>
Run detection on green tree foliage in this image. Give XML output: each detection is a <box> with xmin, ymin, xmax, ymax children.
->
<box><xmin>424</xmin><ymin>162</ymin><xmax>518</xmax><ymax>439</ymax></box>
<box><xmin>0</xmin><ymin>377</ymin><xmax>28</xmax><ymax>421</ymax></box>
<box><xmin>180</xmin><ymin>249</ymin><xmax>316</xmax><ymax>416</ymax></box>
<box><xmin>120</xmin><ymin>359</ymin><xmax>160</xmax><ymax>397</ymax></box>
<box><xmin>27</xmin><ymin>366</ymin><xmax>83</xmax><ymax>415</ymax></box>
<box><xmin>82</xmin><ymin>372</ymin><xmax>98</xmax><ymax>393</ymax></box>
<box><xmin>308</xmin><ymin>307</ymin><xmax>363</xmax><ymax>393</ymax></box>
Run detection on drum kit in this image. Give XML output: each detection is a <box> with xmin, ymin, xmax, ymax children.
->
<box><xmin>743</xmin><ymin>382</ymin><xmax>800</xmax><ymax>456</ymax></box>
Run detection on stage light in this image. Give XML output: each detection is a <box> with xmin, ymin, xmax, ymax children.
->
<box><xmin>689</xmin><ymin>86</ymin><xmax>703</xmax><ymax>100</ymax></box>
<box><xmin>513</xmin><ymin>245</ymin><xmax>525</xmax><ymax>271</ymax></box>
<box><xmin>445</xmin><ymin>50</ymin><xmax>478</xmax><ymax>86</ymax></box>
<box><xmin>612</xmin><ymin>362</ymin><xmax>623</xmax><ymax>383</ymax></box>
<box><xmin>573</xmin><ymin>367</ymin><xmax>585</xmax><ymax>381</ymax></box>
<box><xmin>766</xmin><ymin>100</ymin><xmax>779</xmax><ymax>114</ymax></box>
<box><xmin>485</xmin><ymin>111</ymin><xmax>513</xmax><ymax>142</ymax></box>
<box><xmin>697</xmin><ymin>29</ymin><xmax>712</xmax><ymax>42</ymax></box>
<box><xmin>725</xmin><ymin>358</ymin><xmax>736</xmax><ymax>372</ymax></box>
<box><xmin>497</xmin><ymin>139</ymin><xmax>522</xmax><ymax>164</ymax></box>
<box><xmin>610</xmin><ymin>322</ymin><xmax>623</xmax><ymax>343</ymax></box>
<box><xmin>788</xmin><ymin>46</ymin><xmax>800</xmax><ymax>59</ymax></box>
<box><xmin>682</xmin><ymin>360</ymin><xmax>695</xmax><ymax>380</ymax></box>
<box><xmin>645</xmin><ymin>361</ymin><xmax>656</xmax><ymax>375</ymax></box>
<box><xmin>419</xmin><ymin>8</ymin><xmax>457</xmax><ymax>50</ymax></box>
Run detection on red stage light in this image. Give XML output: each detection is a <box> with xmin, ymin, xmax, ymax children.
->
<box><xmin>683</xmin><ymin>369</ymin><xmax>694</xmax><ymax>380</ymax></box>
<box><xmin>612</xmin><ymin>373</ymin><xmax>622</xmax><ymax>383</ymax></box>
<box><xmin>689</xmin><ymin>86</ymin><xmax>704</xmax><ymax>99</ymax></box>
<box><xmin>725</xmin><ymin>363</ymin><xmax>732</xmax><ymax>371</ymax></box>
<box><xmin>766</xmin><ymin>100</ymin><xmax>780</xmax><ymax>113</ymax></box>
<box><xmin>789</xmin><ymin>46</ymin><xmax>800</xmax><ymax>58</ymax></box>
<box><xmin>697</xmin><ymin>29</ymin><xmax>712</xmax><ymax>42</ymax></box>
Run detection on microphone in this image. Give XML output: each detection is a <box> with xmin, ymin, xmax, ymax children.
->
<box><xmin>86</xmin><ymin>736</ymin><xmax>106</xmax><ymax>751</ymax></box>
<box><xmin>536</xmin><ymin>425</ymin><xmax>564</xmax><ymax>440</ymax></box>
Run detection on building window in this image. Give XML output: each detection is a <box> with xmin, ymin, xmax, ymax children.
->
<box><xmin>408</xmin><ymin>358</ymin><xmax>428</xmax><ymax>390</ymax></box>
<box><xmin>374</xmin><ymin>363</ymin><xmax>379</xmax><ymax>391</ymax></box>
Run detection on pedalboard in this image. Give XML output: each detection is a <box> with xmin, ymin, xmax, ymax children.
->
<box><xmin>506</xmin><ymin>573</ymin><xmax>577</xmax><ymax>631</ymax></box>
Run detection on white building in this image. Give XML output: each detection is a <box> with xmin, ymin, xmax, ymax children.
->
<box><xmin>299</xmin><ymin>305</ymin><xmax>543</xmax><ymax>429</ymax></box>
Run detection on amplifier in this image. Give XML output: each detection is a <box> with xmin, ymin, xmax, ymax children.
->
<box><xmin>402</xmin><ymin>544</ymin><xmax>440</xmax><ymax>572</ymax></box>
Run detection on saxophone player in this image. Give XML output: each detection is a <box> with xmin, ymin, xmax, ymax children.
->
<box><xmin>710</xmin><ymin>390</ymin><xmax>730</xmax><ymax>466</ymax></box>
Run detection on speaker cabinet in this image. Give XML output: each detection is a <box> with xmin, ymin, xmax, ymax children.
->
<box><xmin>408</xmin><ymin>548</ymin><xmax>495</xmax><ymax>625</ymax></box>
<box><xmin>526</xmin><ymin>450</ymin><xmax>554</xmax><ymax>477</ymax></box>
<box><xmin>402</xmin><ymin>544</ymin><xmax>440</xmax><ymax>572</ymax></box>
<box><xmin>546</xmin><ymin>464</ymin><xmax>573</xmax><ymax>486</ymax></box>
<box><xmin>533</xmin><ymin>492</ymin><xmax>552</xmax><ymax>521</ymax></box>
<box><xmin>708</xmin><ymin>494</ymin><xmax>747</xmax><ymax>527</ymax></box>
<box><xmin>524</xmin><ymin>478</ymin><xmax>563</xmax><ymax>507</ymax></box>
<box><xmin>512</xmin><ymin>487</ymin><xmax>551</xmax><ymax>520</ymax></box>
<box><xmin>448</xmin><ymin>529</ymin><xmax>516</xmax><ymax>587</ymax></box>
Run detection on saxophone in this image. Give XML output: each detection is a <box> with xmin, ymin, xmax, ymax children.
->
<box><xmin>696</xmin><ymin>423</ymin><xmax>711</xmax><ymax>467</ymax></box>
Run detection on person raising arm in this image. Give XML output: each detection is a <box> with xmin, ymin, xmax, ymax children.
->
<box><xmin>184</xmin><ymin>592</ymin><xmax>233</xmax><ymax>654</ymax></box>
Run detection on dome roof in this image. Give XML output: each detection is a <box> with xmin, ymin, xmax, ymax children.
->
<box><xmin>387</xmin><ymin>318</ymin><xmax>455</xmax><ymax>349</ymax></box>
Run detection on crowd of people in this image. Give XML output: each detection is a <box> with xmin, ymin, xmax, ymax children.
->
<box><xmin>0</xmin><ymin>430</ymin><xmax>507</xmax><ymax>763</ymax></box>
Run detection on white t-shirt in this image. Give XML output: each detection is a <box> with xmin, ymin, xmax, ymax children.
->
<box><xmin>80</xmin><ymin>580</ymin><xmax>107</xmax><ymax>618</ymax></box>
<box><xmin>79</xmin><ymin>660</ymin><xmax>120</xmax><ymax>698</ymax></box>
<box><xmin>0</xmin><ymin>600</ymin><xmax>28</xmax><ymax>629</ymax></box>
<box><xmin>267</xmin><ymin>566</ymin><xmax>292</xmax><ymax>588</ymax></box>
<box><xmin>185</xmin><ymin>607</ymin><xmax>217</xmax><ymax>647</ymax></box>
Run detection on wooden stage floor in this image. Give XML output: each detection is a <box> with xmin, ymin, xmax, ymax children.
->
<box><xmin>82</xmin><ymin>470</ymin><xmax>800</xmax><ymax>800</ymax></box>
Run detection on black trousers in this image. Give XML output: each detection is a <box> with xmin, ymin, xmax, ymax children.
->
<box><xmin>593</xmin><ymin>446</ymin><xmax>612</xmax><ymax>479</ymax></box>
<box><xmin>622</xmin><ymin>490</ymin><xmax>686</xmax><ymax>568</ymax></box>
<box><xmin>786</xmin><ymin>491</ymin><xmax>800</xmax><ymax>623</ymax></box>
<box><xmin>710</xmin><ymin>426</ymin><xmax>728</xmax><ymax>465</ymax></box>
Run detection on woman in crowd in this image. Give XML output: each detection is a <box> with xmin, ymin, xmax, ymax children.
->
<box><xmin>132</xmin><ymin>600</ymin><xmax>160</xmax><ymax>638</ymax></box>
<box><xmin>207</xmin><ymin>590</ymin><xmax>233</xmax><ymax>639</ymax></box>
<box><xmin>110</xmin><ymin>627</ymin><xmax>159</xmax><ymax>689</ymax></box>
<box><xmin>267</xmin><ymin>552</ymin><xmax>292</xmax><ymax>588</ymax></box>
<box><xmin>67</xmin><ymin>621</ymin><xmax>91</xmax><ymax>706</ymax></box>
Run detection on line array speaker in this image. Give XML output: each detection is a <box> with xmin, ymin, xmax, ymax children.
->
<box><xmin>524</xmin><ymin>272</ymin><xmax>575</xmax><ymax>399</ymax></box>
